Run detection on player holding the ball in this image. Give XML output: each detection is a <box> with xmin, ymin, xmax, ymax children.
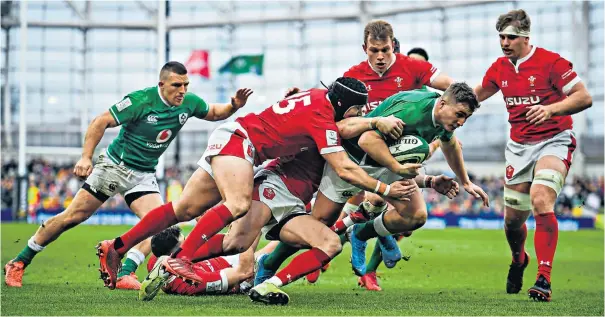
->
<box><xmin>253</xmin><ymin>83</ymin><xmax>489</xmax><ymax>298</ymax></box>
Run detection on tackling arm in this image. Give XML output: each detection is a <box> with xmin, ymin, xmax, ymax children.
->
<box><xmin>429</xmin><ymin>73</ymin><xmax>454</xmax><ymax>91</ymax></box>
<box><xmin>337</xmin><ymin>116</ymin><xmax>404</xmax><ymax>140</ymax></box>
<box><xmin>322</xmin><ymin>150</ymin><xmax>413</xmax><ymax>200</ymax></box>
<box><xmin>474</xmin><ymin>84</ymin><xmax>499</xmax><ymax>103</ymax></box>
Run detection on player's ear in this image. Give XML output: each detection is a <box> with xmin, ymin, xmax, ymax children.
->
<box><xmin>362</xmin><ymin>44</ymin><xmax>367</xmax><ymax>52</ymax></box>
<box><xmin>158</xmin><ymin>81</ymin><xmax>164</xmax><ymax>88</ymax></box>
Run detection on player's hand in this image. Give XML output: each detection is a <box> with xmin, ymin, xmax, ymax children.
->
<box><xmin>463</xmin><ymin>182</ymin><xmax>490</xmax><ymax>207</ymax></box>
<box><xmin>526</xmin><ymin>105</ymin><xmax>553</xmax><ymax>125</ymax></box>
<box><xmin>395</xmin><ymin>163</ymin><xmax>422</xmax><ymax>179</ymax></box>
<box><xmin>74</xmin><ymin>157</ymin><xmax>93</xmax><ymax>180</ymax></box>
<box><xmin>431</xmin><ymin>175</ymin><xmax>459</xmax><ymax>199</ymax></box>
<box><xmin>231</xmin><ymin>88</ymin><xmax>254</xmax><ymax>110</ymax></box>
<box><xmin>284</xmin><ymin>87</ymin><xmax>300</xmax><ymax>98</ymax></box>
<box><xmin>376</xmin><ymin>115</ymin><xmax>405</xmax><ymax>140</ymax></box>
<box><xmin>386</xmin><ymin>179</ymin><xmax>417</xmax><ymax>201</ymax></box>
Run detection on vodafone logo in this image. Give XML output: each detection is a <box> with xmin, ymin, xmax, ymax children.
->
<box><xmin>156</xmin><ymin>129</ymin><xmax>172</xmax><ymax>143</ymax></box>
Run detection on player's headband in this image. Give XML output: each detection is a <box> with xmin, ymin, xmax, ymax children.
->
<box><xmin>499</xmin><ymin>25</ymin><xmax>530</xmax><ymax>37</ymax></box>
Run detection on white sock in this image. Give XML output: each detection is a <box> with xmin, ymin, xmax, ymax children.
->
<box><xmin>342</xmin><ymin>202</ymin><xmax>359</xmax><ymax>215</ymax></box>
<box><xmin>342</xmin><ymin>216</ymin><xmax>355</xmax><ymax>228</ymax></box>
<box><xmin>219</xmin><ymin>270</ymin><xmax>229</xmax><ymax>293</ymax></box>
<box><xmin>266</xmin><ymin>276</ymin><xmax>284</xmax><ymax>287</ymax></box>
<box><xmin>373</xmin><ymin>213</ymin><xmax>393</xmax><ymax>237</ymax></box>
<box><xmin>125</xmin><ymin>249</ymin><xmax>146</xmax><ymax>266</ymax></box>
<box><xmin>28</xmin><ymin>237</ymin><xmax>45</xmax><ymax>252</ymax></box>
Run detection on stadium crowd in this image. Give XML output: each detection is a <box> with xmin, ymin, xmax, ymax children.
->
<box><xmin>2</xmin><ymin>159</ymin><xmax>602</xmax><ymax>218</ymax></box>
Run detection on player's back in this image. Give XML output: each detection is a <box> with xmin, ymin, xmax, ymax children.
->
<box><xmin>237</xmin><ymin>88</ymin><xmax>339</xmax><ymax>163</ymax></box>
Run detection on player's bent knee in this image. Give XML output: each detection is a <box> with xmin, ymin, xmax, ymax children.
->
<box><xmin>410</xmin><ymin>211</ymin><xmax>427</xmax><ymax>231</ymax></box>
<box><xmin>319</xmin><ymin>232</ymin><xmax>342</xmax><ymax>258</ymax></box>
<box><xmin>226</xmin><ymin>198</ymin><xmax>252</xmax><ymax>219</ymax></box>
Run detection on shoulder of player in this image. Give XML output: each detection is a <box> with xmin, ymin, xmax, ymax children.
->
<box><xmin>182</xmin><ymin>92</ymin><xmax>205</xmax><ymax>108</ymax></box>
<box><xmin>125</xmin><ymin>86</ymin><xmax>156</xmax><ymax>106</ymax></box>
<box><xmin>344</xmin><ymin>60</ymin><xmax>371</xmax><ymax>77</ymax></box>
<box><xmin>533</xmin><ymin>47</ymin><xmax>562</xmax><ymax>60</ymax></box>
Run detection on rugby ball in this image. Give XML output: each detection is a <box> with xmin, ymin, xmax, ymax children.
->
<box><xmin>387</xmin><ymin>135</ymin><xmax>430</xmax><ymax>164</ymax></box>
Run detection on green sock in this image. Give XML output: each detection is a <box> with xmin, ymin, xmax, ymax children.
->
<box><xmin>366</xmin><ymin>241</ymin><xmax>382</xmax><ymax>273</ymax></box>
<box><xmin>118</xmin><ymin>258</ymin><xmax>138</xmax><ymax>278</ymax></box>
<box><xmin>263</xmin><ymin>242</ymin><xmax>300</xmax><ymax>271</ymax></box>
<box><xmin>355</xmin><ymin>220</ymin><xmax>378</xmax><ymax>241</ymax></box>
<box><xmin>14</xmin><ymin>245</ymin><xmax>39</xmax><ymax>268</ymax></box>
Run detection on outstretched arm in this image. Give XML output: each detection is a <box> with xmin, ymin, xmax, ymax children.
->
<box><xmin>204</xmin><ymin>88</ymin><xmax>254</xmax><ymax>121</ymax></box>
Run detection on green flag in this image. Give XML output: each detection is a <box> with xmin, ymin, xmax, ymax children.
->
<box><xmin>219</xmin><ymin>54</ymin><xmax>264</xmax><ymax>75</ymax></box>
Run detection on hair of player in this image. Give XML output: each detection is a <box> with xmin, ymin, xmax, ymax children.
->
<box><xmin>324</xmin><ymin>77</ymin><xmax>368</xmax><ymax>121</ymax></box>
<box><xmin>393</xmin><ymin>37</ymin><xmax>401</xmax><ymax>54</ymax></box>
<box><xmin>442</xmin><ymin>82</ymin><xmax>480</xmax><ymax>112</ymax></box>
<box><xmin>364</xmin><ymin>20</ymin><xmax>394</xmax><ymax>45</ymax></box>
<box><xmin>495</xmin><ymin>9</ymin><xmax>531</xmax><ymax>33</ymax></box>
<box><xmin>160</xmin><ymin>61</ymin><xmax>188</xmax><ymax>80</ymax></box>
<box><xmin>150</xmin><ymin>225</ymin><xmax>182</xmax><ymax>257</ymax></box>
<box><xmin>407</xmin><ymin>47</ymin><xmax>429</xmax><ymax>61</ymax></box>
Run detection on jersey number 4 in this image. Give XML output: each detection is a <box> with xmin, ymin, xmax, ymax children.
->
<box><xmin>272</xmin><ymin>92</ymin><xmax>311</xmax><ymax>114</ymax></box>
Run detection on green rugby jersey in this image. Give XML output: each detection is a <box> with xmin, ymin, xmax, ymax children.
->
<box><xmin>106</xmin><ymin>86</ymin><xmax>209</xmax><ymax>172</ymax></box>
<box><xmin>343</xmin><ymin>89</ymin><xmax>453</xmax><ymax>166</ymax></box>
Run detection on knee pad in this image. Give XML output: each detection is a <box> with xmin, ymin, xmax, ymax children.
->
<box><xmin>532</xmin><ymin>169</ymin><xmax>564</xmax><ymax>196</ymax></box>
<box><xmin>503</xmin><ymin>187</ymin><xmax>532</xmax><ymax>211</ymax></box>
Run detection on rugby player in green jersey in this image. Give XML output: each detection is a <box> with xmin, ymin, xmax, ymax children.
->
<box><xmin>4</xmin><ymin>62</ymin><xmax>252</xmax><ymax>290</ymax></box>
<box><xmin>254</xmin><ymin>83</ymin><xmax>489</xmax><ymax>292</ymax></box>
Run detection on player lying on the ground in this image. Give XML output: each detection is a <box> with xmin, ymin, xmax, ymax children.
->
<box><xmin>97</xmin><ymin>76</ymin><xmax>415</xmax><ymax>292</ymax></box>
<box><xmin>4</xmin><ymin>62</ymin><xmax>253</xmax><ymax>290</ymax></box>
<box><xmin>252</xmin><ymin>83</ymin><xmax>491</xmax><ymax>302</ymax></box>
<box><xmin>474</xmin><ymin>9</ymin><xmax>592</xmax><ymax>302</ymax></box>
<box><xmin>144</xmin><ymin>226</ymin><xmax>277</xmax><ymax>296</ymax></box>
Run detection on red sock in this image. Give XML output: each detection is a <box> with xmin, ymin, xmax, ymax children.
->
<box><xmin>176</xmin><ymin>204</ymin><xmax>233</xmax><ymax>259</ymax></box>
<box><xmin>330</xmin><ymin>220</ymin><xmax>346</xmax><ymax>234</ymax></box>
<box><xmin>191</xmin><ymin>234</ymin><xmax>225</xmax><ymax>262</ymax></box>
<box><xmin>275</xmin><ymin>248</ymin><xmax>330</xmax><ymax>287</ymax></box>
<box><xmin>534</xmin><ymin>212</ymin><xmax>558</xmax><ymax>283</ymax></box>
<box><xmin>505</xmin><ymin>223</ymin><xmax>527</xmax><ymax>264</ymax></box>
<box><xmin>116</xmin><ymin>202</ymin><xmax>177</xmax><ymax>255</ymax></box>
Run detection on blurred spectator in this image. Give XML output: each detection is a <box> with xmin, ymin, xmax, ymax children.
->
<box><xmin>1</xmin><ymin>159</ymin><xmax>603</xmax><ymax>219</ymax></box>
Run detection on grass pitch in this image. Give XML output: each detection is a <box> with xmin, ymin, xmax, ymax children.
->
<box><xmin>1</xmin><ymin>223</ymin><xmax>603</xmax><ymax>316</ymax></box>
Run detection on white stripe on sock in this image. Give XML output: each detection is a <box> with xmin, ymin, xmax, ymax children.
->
<box><xmin>126</xmin><ymin>249</ymin><xmax>146</xmax><ymax>266</ymax></box>
<box><xmin>267</xmin><ymin>276</ymin><xmax>284</xmax><ymax>287</ymax></box>
<box><xmin>27</xmin><ymin>237</ymin><xmax>45</xmax><ymax>252</ymax></box>
<box><xmin>373</xmin><ymin>213</ymin><xmax>393</xmax><ymax>237</ymax></box>
<box><xmin>219</xmin><ymin>270</ymin><xmax>229</xmax><ymax>293</ymax></box>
